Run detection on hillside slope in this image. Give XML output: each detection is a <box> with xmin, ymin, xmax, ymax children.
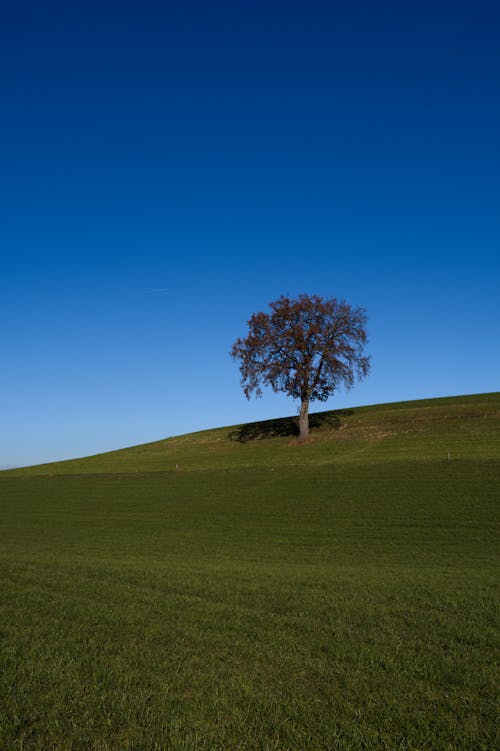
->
<box><xmin>1</xmin><ymin>392</ymin><xmax>498</xmax><ymax>750</ymax></box>
<box><xmin>8</xmin><ymin>392</ymin><xmax>500</xmax><ymax>475</ymax></box>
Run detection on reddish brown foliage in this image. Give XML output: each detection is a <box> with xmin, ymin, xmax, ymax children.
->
<box><xmin>231</xmin><ymin>294</ymin><xmax>370</xmax><ymax>440</ymax></box>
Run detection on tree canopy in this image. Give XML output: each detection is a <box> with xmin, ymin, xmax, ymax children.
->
<box><xmin>231</xmin><ymin>294</ymin><xmax>370</xmax><ymax>440</ymax></box>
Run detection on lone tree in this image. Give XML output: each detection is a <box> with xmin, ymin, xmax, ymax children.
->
<box><xmin>231</xmin><ymin>294</ymin><xmax>370</xmax><ymax>442</ymax></box>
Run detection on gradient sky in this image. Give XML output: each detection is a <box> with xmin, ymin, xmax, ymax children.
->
<box><xmin>1</xmin><ymin>0</ymin><xmax>499</xmax><ymax>468</ymax></box>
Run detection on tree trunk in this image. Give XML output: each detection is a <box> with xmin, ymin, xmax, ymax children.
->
<box><xmin>298</xmin><ymin>397</ymin><xmax>309</xmax><ymax>441</ymax></box>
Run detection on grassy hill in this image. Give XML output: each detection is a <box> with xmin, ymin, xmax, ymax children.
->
<box><xmin>9</xmin><ymin>391</ymin><xmax>500</xmax><ymax>475</ymax></box>
<box><xmin>0</xmin><ymin>393</ymin><xmax>498</xmax><ymax>750</ymax></box>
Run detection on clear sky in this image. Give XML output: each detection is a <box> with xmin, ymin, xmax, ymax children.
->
<box><xmin>1</xmin><ymin>0</ymin><xmax>499</xmax><ymax>468</ymax></box>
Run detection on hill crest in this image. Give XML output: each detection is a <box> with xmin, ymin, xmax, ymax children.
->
<box><xmin>5</xmin><ymin>392</ymin><xmax>499</xmax><ymax>477</ymax></box>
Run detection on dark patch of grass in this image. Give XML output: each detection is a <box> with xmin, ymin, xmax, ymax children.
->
<box><xmin>228</xmin><ymin>409</ymin><xmax>353</xmax><ymax>442</ymax></box>
<box><xmin>0</xmin><ymin>394</ymin><xmax>498</xmax><ymax>749</ymax></box>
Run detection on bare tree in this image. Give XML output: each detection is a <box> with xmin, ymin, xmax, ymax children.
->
<box><xmin>231</xmin><ymin>294</ymin><xmax>370</xmax><ymax>441</ymax></box>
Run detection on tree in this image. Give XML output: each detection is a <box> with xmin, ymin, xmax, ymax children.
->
<box><xmin>231</xmin><ymin>294</ymin><xmax>370</xmax><ymax>442</ymax></box>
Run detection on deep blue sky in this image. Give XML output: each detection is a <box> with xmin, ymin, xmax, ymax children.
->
<box><xmin>1</xmin><ymin>0</ymin><xmax>499</xmax><ymax>467</ymax></box>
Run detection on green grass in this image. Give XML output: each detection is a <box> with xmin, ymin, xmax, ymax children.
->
<box><xmin>0</xmin><ymin>393</ymin><xmax>498</xmax><ymax>750</ymax></box>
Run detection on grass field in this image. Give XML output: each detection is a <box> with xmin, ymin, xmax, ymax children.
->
<box><xmin>0</xmin><ymin>393</ymin><xmax>498</xmax><ymax>750</ymax></box>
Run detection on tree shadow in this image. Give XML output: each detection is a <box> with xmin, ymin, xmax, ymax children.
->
<box><xmin>228</xmin><ymin>409</ymin><xmax>353</xmax><ymax>443</ymax></box>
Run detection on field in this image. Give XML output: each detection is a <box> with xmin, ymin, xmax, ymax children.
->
<box><xmin>0</xmin><ymin>393</ymin><xmax>498</xmax><ymax>750</ymax></box>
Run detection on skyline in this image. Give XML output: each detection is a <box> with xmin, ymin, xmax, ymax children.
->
<box><xmin>1</xmin><ymin>0</ymin><xmax>499</xmax><ymax>467</ymax></box>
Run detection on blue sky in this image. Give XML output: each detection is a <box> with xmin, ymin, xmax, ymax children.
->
<box><xmin>1</xmin><ymin>0</ymin><xmax>499</xmax><ymax>467</ymax></box>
